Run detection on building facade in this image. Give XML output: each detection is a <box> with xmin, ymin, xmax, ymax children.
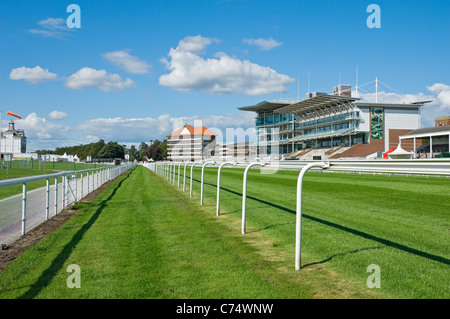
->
<box><xmin>435</xmin><ymin>116</ymin><xmax>450</xmax><ymax>127</ymax></box>
<box><xmin>239</xmin><ymin>85</ymin><xmax>428</xmax><ymax>159</ymax></box>
<box><xmin>0</xmin><ymin>121</ymin><xmax>27</xmax><ymax>159</ymax></box>
<box><xmin>167</xmin><ymin>125</ymin><xmax>217</xmax><ymax>161</ymax></box>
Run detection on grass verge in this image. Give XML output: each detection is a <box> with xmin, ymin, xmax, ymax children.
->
<box><xmin>0</xmin><ymin>166</ymin><xmax>381</xmax><ymax>299</ymax></box>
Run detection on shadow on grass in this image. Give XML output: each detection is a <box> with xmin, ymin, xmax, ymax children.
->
<box><xmin>302</xmin><ymin>246</ymin><xmax>385</xmax><ymax>268</ymax></box>
<box><xmin>18</xmin><ymin>169</ymin><xmax>134</xmax><ymax>299</ymax></box>
<box><xmin>195</xmin><ymin>179</ymin><xmax>450</xmax><ymax>266</ymax></box>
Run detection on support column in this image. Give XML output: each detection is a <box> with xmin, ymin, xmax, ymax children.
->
<box><xmin>430</xmin><ymin>136</ymin><xmax>433</xmax><ymax>158</ymax></box>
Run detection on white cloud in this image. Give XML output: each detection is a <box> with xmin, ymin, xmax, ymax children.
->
<box><xmin>357</xmin><ymin>91</ymin><xmax>433</xmax><ymax>105</ymax></box>
<box><xmin>65</xmin><ymin>67</ymin><xmax>135</xmax><ymax>92</ymax></box>
<box><xmin>243</xmin><ymin>37</ymin><xmax>282</xmax><ymax>51</ymax></box>
<box><xmin>102</xmin><ymin>50</ymin><xmax>151</xmax><ymax>74</ymax></box>
<box><xmin>9</xmin><ymin>66</ymin><xmax>58</xmax><ymax>84</ymax></box>
<box><xmin>159</xmin><ymin>35</ymin><xmax>294</xmax><ymax>95</ymax></box>
<box><xmin>177</xmin><ymin>35</ymin><xmax>219</xmax><ymax>54</ymax></box>
<box><xmin>48</xmin><ymin>110</ymin><xmax>68</xmax><ymax>120</ymax></box>
<box><xmin>426</xmin><ymin>83</ymin><xmax>450</xmax><ymax>110</ymax></box>
<box><xmin>4</xmin><ymin>111</ymin><xmax>254</xmax><ymax>151</ymax></box>
<box><xmin>9</xmin><ymin>113</ymin><xmax>71</xmax><ymax>151</ymax></box>
<box><xmin>29</xmin><ymin>18</ymin><xmax>73</xmax><ymax>38</ymax></box>
<box><xmin>75</xmin><ymin>112</ymin><xmax>257</xmax><ymax>145</ymax></box>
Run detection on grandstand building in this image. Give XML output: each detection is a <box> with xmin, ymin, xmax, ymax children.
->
<box><xmin>239</xmin><ymin>84</ymin><xmax>431</xmax><ymax>160</ymax></box>
<box><xmin>167</xmin><ymin>125</ymin><xmax>217</xmax><ymax>161</ymax></box>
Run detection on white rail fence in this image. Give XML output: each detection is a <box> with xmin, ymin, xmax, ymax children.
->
<box><xmin>144</xmin><ymin>159</ymin><xmax>450</xmax><ymax>270</ymax></box>
<box><xmin>0</xmin><ymin>163</ymin><xmax>135</xmax><ymax>247</ymax></box>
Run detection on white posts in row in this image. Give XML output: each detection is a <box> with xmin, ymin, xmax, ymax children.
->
<box><xmin>295</xmin><ymin>162</ymin><xmax>329</xmax><ymax>270</ymax></box>
<box><xmin>216</xmin><ymin>162</ymin><xmax>236</xmax><ymax>216</ymax></box>
<box><xmin>200</xmin><ymin>161</ymin><xmax>215</xmax><ymax>205</ymax></box>
<box><xmin>18</xmin><ymin>165</ymin><xmax>128</xmax><ymax>237</ymax></box>
<box><xmin>241</xmin><ymin>162</ymin><xmax>265</xmax><ymax>235</ymax></box>
<box><xmin>153</xmin><ymin>160</ymin><xmax>334</xmax><ymax>270</ymax></box>
<box><xmin>190</xmin><ymin>162</ymin><xmax>202</xmax><ymax>198</ymax></box>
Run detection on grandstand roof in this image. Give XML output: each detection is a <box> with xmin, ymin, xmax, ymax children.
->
<box><xmin>239</xmin><ymin>95</ymin><xmax>429</xmax><ymax>115</ymax></box>
<box><xmin>400</xmin><ymin>125</ymin><xmax>450</xmax><ymax>139</ymax></box>
<box><xmin>238</xmin><ymin>100</ymin><xmax>293</xmax><ymax>112</ymax></box>
<box><xmin>274</xmin><ymin>94</ymin><xmax>359</xmax><ymax>114</ymax></box>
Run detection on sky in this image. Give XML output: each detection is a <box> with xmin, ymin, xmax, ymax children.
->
<box><xmin>0</xmin><ymin>0</ymin><xmax>449</xmax><ymax>151</ymax></box>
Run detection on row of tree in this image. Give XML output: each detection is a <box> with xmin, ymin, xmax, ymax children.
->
<box><xmin>133</xmin><ymin>140</ymin><xmax>168</xmax><ymax>161</ymax></box>
<box><xmin>36</xmin><ymin>140</ymin><xmax>125</xmax><ymax>160</ymax></box>
<box><xmin>36</xmin><ymin>139</ymin><xmax>168</xmax><ymax>161</ymax></box>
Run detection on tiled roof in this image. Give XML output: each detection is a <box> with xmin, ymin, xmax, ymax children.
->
<box><xmin>167</xmin><ymin>125</ymin><xmax>218</xmax><ymax>137</ymax></box>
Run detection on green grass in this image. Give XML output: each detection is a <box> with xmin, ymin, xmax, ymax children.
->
<box><xmin>0</xmin><ymin>165</ymin><xmax>448</xmax><ymax>299</ymax></box>
<box><xmin>0</xmin><ymin>162</ymin><xmax>107</xmax><ymax>200</ymax></box>
<box><xmin>0</xmin><ymin>166</ymin><xmax>378</xmax><ymax>299</ymax></box>
<box><xmin>187</xmin><ymin>166</ymin><xmax>450</xmax><ymax>299</ymax></box>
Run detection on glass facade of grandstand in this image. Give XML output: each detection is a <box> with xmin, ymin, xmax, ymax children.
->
<box><xmin>239</xmin><ymin>86</ymin><xmax>425</xmax><ymax>158</ymax></box>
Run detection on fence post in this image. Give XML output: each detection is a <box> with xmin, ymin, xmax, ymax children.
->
<box><xmin>55</xmin><ymin>177</ymin><xmax>58</xmax><ymax>215</ymax></box>
<box><xmin>190</xmin><ymin>162</ymin><xmax>202</xmax><ymax>198</ymax></box>
<box><xmin>295</xmin><ymin>162</ymin><xmax>330</xmax><ymax>270</ymax></box>
<box><xmin>46</xmin><ymin>179</ymin><xmax>50</xmax><ymax>220</ymax></box>
<box><xmin>178</xmin><ymin>163</ymin><xmax>181</xmax><ymax>188</ymax></box>
<box><xmin>62</xmin><ymin>175</ymin><xmax>66</xmax><ymax>209</ymax></box>
<box><xmin>74</xmin><ymin>174</ymin><xmax>78</xmax><ymax>203</ymax></box>
<box><xmin>216</xmin><ymin>161</ymin><xmax>236</xmax><ymax>216</ymax></box>
<box><xmin>200</xmin><ymin>161</ymin><xmax>215</xmax><ymax>205</ymax></box>
<box><xmin>21</xmin><ymin>183</ymin><xmax>27</xmax><ymax>235</ymax></box>
<box><xmin>242</xmin><ymin>162</ymin><xmax>265</xmax><ymax>235</ymax></box>
<box><xmin>183</xmin><ymin>162</ymin><xmax>190</xmax><ymax>192</ymax></box>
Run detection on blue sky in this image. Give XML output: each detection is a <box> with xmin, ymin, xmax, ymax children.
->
<box><xmin>1</xmin><ymin>0</ymin><xmax>449</xmax><ymax>151</ymax></box>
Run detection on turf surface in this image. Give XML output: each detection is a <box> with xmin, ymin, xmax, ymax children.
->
<box><xmin>0</xmin><ymin>165</ymin><xmax>448</xmax><ymax>299</ymax></box>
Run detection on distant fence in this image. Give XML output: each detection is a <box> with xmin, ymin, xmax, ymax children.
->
<box><xmin>144</xmin><ymin>159</ymin><xmax>450</xmax><ymax>177</ymax></box>
<box><xmin>0</xmin><ymin>163</ymin><xmax>135</xmax><ymax>246</ymax></box>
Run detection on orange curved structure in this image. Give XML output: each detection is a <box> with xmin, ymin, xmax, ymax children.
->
<box><xmin>6</xmin><ymin>111</ymin><xmax>22</xmax><ymax>119</ymax></box>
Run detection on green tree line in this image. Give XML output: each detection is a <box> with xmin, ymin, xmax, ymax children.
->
<box><xmin>36</xmin><ymin>139</ymin><xmax>124</xmax><ymax>160</ymax></box>
<box><xmin>133</xmin><ymin>140</ymin><xmax>168</xmax><ymax>161</ymax></box>
<box><xmin>36</xmin><ymin>139</ymin><xmax>168</xmax><ymax>161</ymax></box>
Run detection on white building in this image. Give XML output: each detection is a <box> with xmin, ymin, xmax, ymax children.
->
<box><xmin>167</xmin><ymin>125</ymin><xmax>217</xmax><ymax>162</ymax></box>
<box><xmin>0</xmin><ymin>121</ymin><xmax>27</xmax><ymax>159</ymax></box>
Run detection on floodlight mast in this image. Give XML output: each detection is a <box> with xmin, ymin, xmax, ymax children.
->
<box><xmin>295</xmin><ymin>162</ymin><xmax>330</xmax><ymax>270</ymax></box>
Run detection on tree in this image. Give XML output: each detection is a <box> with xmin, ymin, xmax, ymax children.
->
<box><xmin>97</xmin><ymin>142</ymin><xmax>125</xmax><ymax>159</ymax></box>
<box><xmin>128</xmin><ymin>145</ymin><xmax>137</xmax><ymax>161</ymax></box>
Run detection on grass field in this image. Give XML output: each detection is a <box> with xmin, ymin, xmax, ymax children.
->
<box><xmin>0</xmin><ymin>161</ymin><xmax>108</xmax><ymax>200</ymax></box>
<box><xmin>0</xmin><ymin>165</ymin><xmax>448</xmax><ymax>299</ymax></box>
